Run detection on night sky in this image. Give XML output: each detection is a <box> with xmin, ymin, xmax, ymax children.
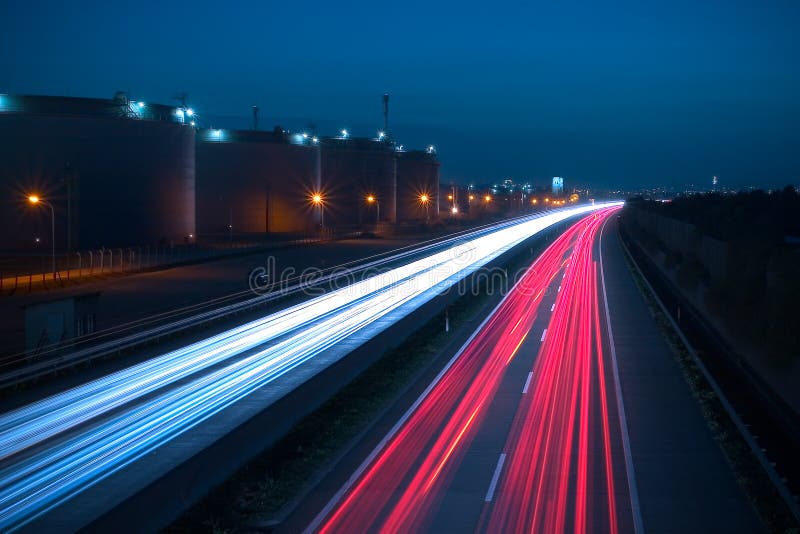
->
<box><xmin>1</xmin><ymin>0</ymin><xmax>798</xmax><ymax>189</ymax></box>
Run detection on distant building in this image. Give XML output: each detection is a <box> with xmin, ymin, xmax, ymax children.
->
<box><xmin>552</xmin><ymin>177</ymin><xmax>564</xmax><ymax>196</ymax></box>
<box><xmin>0</xmin><ymin>92</ymin><xmax>441</xmax><ymax>251</ymax></box>
<box><xmin>0</xmin><ymin>93</ymin><xmax>196</xmax><ymax>251</ymax></box>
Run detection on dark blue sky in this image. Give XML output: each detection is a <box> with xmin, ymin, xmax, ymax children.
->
<box><xmin>2</xmin><ymin>0</ymin><xmax>798</xmax><ymax>189</ymax></box>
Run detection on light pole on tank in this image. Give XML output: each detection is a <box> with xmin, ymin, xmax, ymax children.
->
<box><xmin>311</xmin><ymin>193</ymin><xmax>324</xmax><ymax>229</ymax></box>
<box><xmin>366</xmin><ymin>195</ymin><xmax>379</xmax><ymax>224</ymax></box>
<box><xmin>419</xmin><ymin>193</ymin><xmax>430</xmax><ymax>221</ymax></box>
<box><xmin>27</xmin><ymin>194</ymin><xmax>56</xmax><ymax>279</ymax></box>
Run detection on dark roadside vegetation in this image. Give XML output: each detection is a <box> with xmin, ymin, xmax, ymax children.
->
<box><xmin>627</xmin><ymin>187</ymin><xmax>800</xmax><ymax>365</ymax></box>
<box><xmin>168</xmin><ymin>224</ymin><xmax>564</xmax><ymax>533</ymax></box>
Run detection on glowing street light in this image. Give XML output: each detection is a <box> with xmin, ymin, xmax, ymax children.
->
<box><xmin>366</xmin><ymin>194</ymin><xmax>380</xmax><ymax>223</ymax></box>
<box><xmin>378</xmin><ymin>131</ymin><xmax>385</xmax><ymax>140</ymax></box>
<box><xmin>185</xmin><ymin>108</ymin><xmax>194</xmax><ymax>117</ymax></box>
<box><xmin>484</xmin><ymin>195</ymin><xmax>491</xmax><ymax>202</ymax></box>
<box><xmin>27</xmin><ymin>194</ymin><xmax>56</xmax><ymax>279</ymax></box>
<box><xmin>340</xmin><ymin>129</ymin><xmax>349</xmax><ymax>138</ymax></box>
<box><xmin>419</xmin><ymin>193</ymin><xmax>431</xmax><ymax>220</ymax></box>
<box><xmin>311</xmin><ymin>193</ymin><xmax>324</xmax><ymax>227</ymax></box>
<box><xmin>451</xmin><ymin>206</ymin><xmax>458</xmax><ymax>215</ymax></box>
<box><xmin>531</xmin><ymin>198</ymin><xmax>538</xmax><ymax>205</ymax></box>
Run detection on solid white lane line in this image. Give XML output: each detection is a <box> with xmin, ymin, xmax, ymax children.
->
<box><xmin>598</xmin><ymin>217</ymin><xmax>644</xmax><ymax>534</ymax></box>
<box><xmin>540</xmin><ymin>329</ymin><xmax>547</xmax><ymax>342</ymax></box>
<box><xmin>522</xmin><ymin>372</ymin><xmax>533</xmax><ymax>394</ymax></box>
<box><xmin>484</xmin><ymin>453</ymin><xmax>507</xmax><ymax>502</ymax></box>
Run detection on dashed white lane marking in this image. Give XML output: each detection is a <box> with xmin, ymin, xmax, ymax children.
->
<box><xmin>485</xmin><ymin>453</ymin><xmax>507</xmax><ymax>502</ymax></box>
<box><xmin>540</xmin><ymin>329</ymin><xmax>547</xmax><ymax>342</ymax></box>
<box><xmin>522</xmin><ymin>372</ymin><xmax>533</xmax><ymax>394</ymax></box>
<box><xmin>550</xmin><ymin>303</ymin><xmax>555</xmax><ymax>312</ymax></box>
<box><xmin>558</xmin><ymin>285</ymin><xmax>562</xmax><ymax>292</ymax></box>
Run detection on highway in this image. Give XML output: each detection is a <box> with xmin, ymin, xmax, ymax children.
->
<box><xmin>0</xmin><ymin>203</ymin><xmax>619</xmax><ymax>532</ymax></box>
<box><xmin>308</xmin><ymin>207</ymin><xmax>631</xmax><ymax>532</ymax></box>
<box><xmin>302</xmin><ymin>207</ymin><xmax>763</xmax><ymax>533</ymax></box>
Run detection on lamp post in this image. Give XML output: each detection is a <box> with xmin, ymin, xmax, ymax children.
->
<box><xmin>312</xmin><ymin>193</ymin><xmax>324</xmax><ymax>228</ymax></box>
<box><xmin>419</xmin><ymin>194</ymin><xmax>430</xmax><ymax>220</ymax></box>
<box><xmin>28</xmin><ymin>194</ymin><xmax>55</xmax><ymax>279</ymax></box>
<box><xmin>366</xmin><ymin>195</ymin><xmax>379</xmax><ymax>224</ymax></box>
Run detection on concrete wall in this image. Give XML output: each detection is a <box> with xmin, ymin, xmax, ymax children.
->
<box><xmin>625</xmin><ymin>207</ymin><xmax>730</xmax><ymax>282</ymax></box>
<box><xmin>0</xmin><ymin>113</ymin><xmax>195</xmax><ymax>251</ymax></box>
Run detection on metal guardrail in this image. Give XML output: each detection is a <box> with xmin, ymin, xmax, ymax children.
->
<box><xmin>0</xmin><ymin>232</ymin><xmax>345</xmax><ymax>294</ymax></box>
<box><xmin>0</xmin><ymin>213</ymin><xmax>560</xmax><ymax>390</ymax></box>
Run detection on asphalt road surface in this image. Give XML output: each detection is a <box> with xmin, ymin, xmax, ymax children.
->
<box><xmin>293</xmin><ymin>210</ymin><xmax>762</xmax><ymax>533</ymax></box>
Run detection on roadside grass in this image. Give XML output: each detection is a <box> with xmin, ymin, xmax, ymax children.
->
<box><xmin>620</xmin><ymin>231</ymin><xmax>799</xmax><ymax>533</ymax></box>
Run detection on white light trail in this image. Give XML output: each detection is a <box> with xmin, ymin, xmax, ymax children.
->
<box><xmin>0</xmin><ymin>203</ymin><xmax>621</xmax><ymax>531</ymax></box>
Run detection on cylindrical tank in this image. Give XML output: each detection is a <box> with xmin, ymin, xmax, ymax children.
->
<box><xmin>195</xmin><ymin>129</ymin><xmax>321</xmax><ymax>235</ymax></box>
<box><xmin>396</xmin><ymin>150</ymin><xmax>440</xmax><ymax>221</ymax></box>
<box><xmin>320</xmin><ymin>137</ymin><xmax>397</xmax><ymax>227</ymax></box>
<box><xmin>0</xmin><ymin>95</ymin><xmax>195</xmax><ymax>251</ymax></box>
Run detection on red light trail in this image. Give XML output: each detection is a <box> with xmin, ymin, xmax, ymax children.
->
<box><xmin>484</xmin><ymin>209</ymin><xmax>623</xmax><ymax>533</ymax></box>
<box><xmin>313</xmin><ymin>207</ymin><xmax>628</xmax><ymax>533</ymax></box>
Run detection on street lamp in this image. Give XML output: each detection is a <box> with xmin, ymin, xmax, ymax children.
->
<box><xmin>311</xmin><ymin>193</ymin><xmax>324</xmax><ymax>228</ymax></box>
<box><xmin>484</xmin><ymin>195</ymin><xmax>491</xmax><ymax>203</ymax></box>
<box><xmin>419</xmin><ymin>193</ymin><xmax>430</xmax><ymax>220</ymax></box>
<box><xmin>28</xmin><ymin>194</ymin><xmax>56</xmax><ymax>279</ymax></box>
<box><xmin>366</xmin><ymin>194</ymin><xmax>380</xmax><ymax>223</ymax></box>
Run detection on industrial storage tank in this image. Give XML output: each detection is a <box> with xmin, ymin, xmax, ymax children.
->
<box><xmin>195</xmin><ymin>128</ymin><xmax>321</xmax><ymax>235</ymax></box>
<box><xmin>0</xmin><ymin>94</ymin><xmax>195</xmax><ymax>251</ymax></box>
<box><xmin>396</xmin><ymin>149</ymin><xmax>440</xmax><ymax>221</ymax></box>
<box><xmin>319</xmin><ymin>136</ymin><xmax>397</xmax><ymax>227</ymax></box>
